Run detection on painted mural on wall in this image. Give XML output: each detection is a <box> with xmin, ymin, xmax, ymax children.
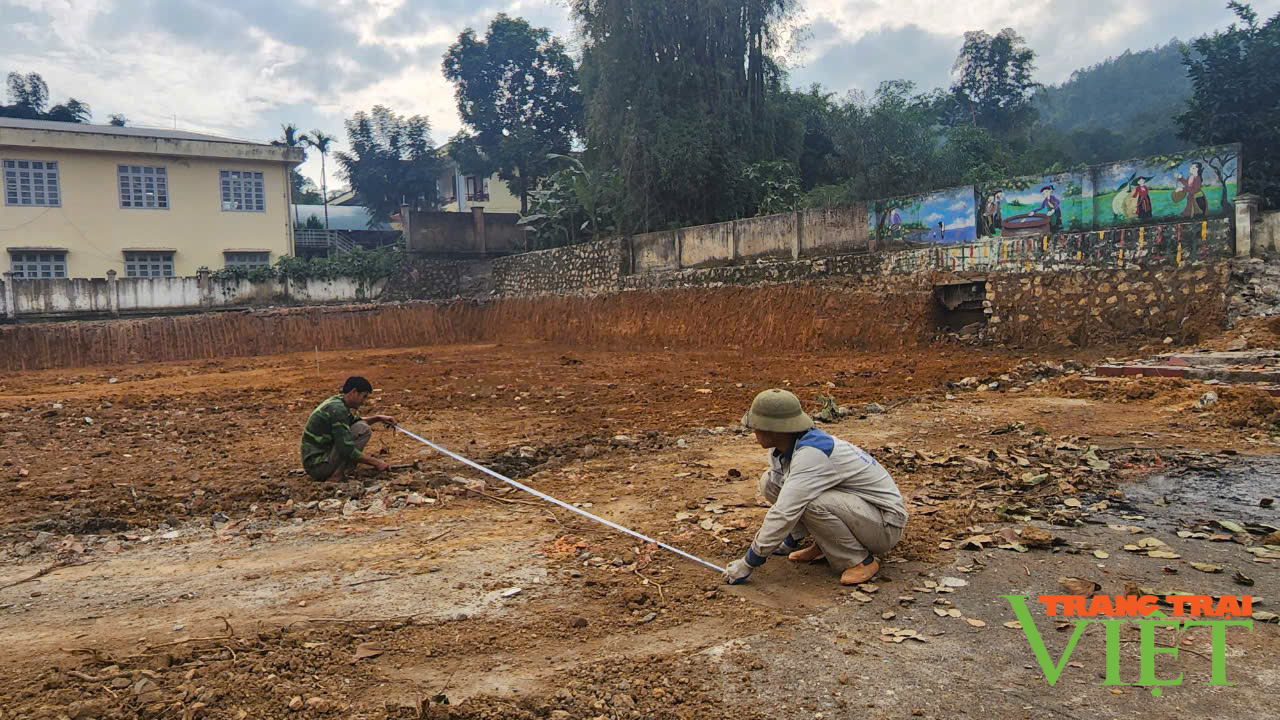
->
<box><xmin>1093</xmin><ymin>144</ymin><xmax>1239</xmax><ymax>227</ymax></box>
<box><xmin>868</xmin><ymin>186</ymin><xmax>977</xmax><ymax>249</ymax></box>
<box><xmin>977</xmin><ymin>171</ymin><xmax>1094</xmax><ymax>238</ymax></box>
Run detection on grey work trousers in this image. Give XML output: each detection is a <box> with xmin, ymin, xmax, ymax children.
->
<box><xmin>759</xmin><ymin>470</ymin><xmax>903</xmax><ymax>571</ymax></box>
<box><xmin>306</xmin><ymin>421</ymin><xmax>371</xmax><ymax>481</ymax></box>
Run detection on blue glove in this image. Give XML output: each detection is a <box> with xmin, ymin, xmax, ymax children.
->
<box><xmin>723</xmin><ymin>558</ymin><xmax>753</xmax><ymax>584</ymax></box>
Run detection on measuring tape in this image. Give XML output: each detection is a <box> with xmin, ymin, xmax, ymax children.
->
<box><xmin>395</xmin><ymin>426</ymin><xmax>726</xmax><ymax>574</ymax></box>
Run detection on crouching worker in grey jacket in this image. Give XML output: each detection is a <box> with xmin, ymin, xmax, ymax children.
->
<box><xmin>724</xmin><ymin>389</ymin><xmax>908</xmax><ymax>586</ymax></box>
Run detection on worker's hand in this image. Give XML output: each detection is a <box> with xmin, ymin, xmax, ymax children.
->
<box><xmin>369</xmin><ymin>415</ymin><xmax>397</xmax><ymax>427</ymax></box>
<box><xmin>723</xmin><ymin>558</ymin><xmax>753</xmax><ymax>585</ymax></box>
<box><xmin>372</xmin><ymin>458</ymin><xmax>390</xmax><ymax>472</ymax></box>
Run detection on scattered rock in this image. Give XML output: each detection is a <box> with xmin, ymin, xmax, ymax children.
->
<box><xmin>1197</xmin><ymin>391</ymin><xmax>1219</xmax><ymax>409</ymax></box>
<box><xmin>864</xmin><ymin>403</ymin><xmax>887</xmax><ymax>414</ymax></box>
<box><xmin>406</xmin><ymin>492</ymin><xmax>429</xmax><ymax>506</ymax></box>
<box><xmin>305</xmin><ymin>697</ymin><xmax>330</xmax><ymax>712</ymax></box>
<box><xmin>341</xmin><ymin>500</ymin><xmax>360</xmax><ymax>517</ymax></box>
<box><xmin>317</xmin><ymin>498</ymin><xmax>343</xmax><ymax>512</ymax></box>
<box><xmin>640</xmin><ymin>612</ymin><xmax>658</xmax><ymax>624</ymax></box>
<box><xmin>569</xmin><ymin>616</ymin><xmax>589</xmax><ymax>628</ymax></box>
<box><xmin>1226</xmin><ymin>338</ymin><xmax>1248</xmax><ymax>351</ymax></box>
<box><xmin>518</xmin><ymin>446</ymin><xmax>538</xmax><ymax>459</ymax></box>
<box><xmin>1018</xmin><ymin>526</ymin><xmax>1056</xmax><ymax>549</ymax></box>
<box><xmin>288</xmin><ymin>696</ymin><xmax>304</xmax><ymax>711</ymax></box>
<box><xmin>364</xmin><ymin>499</ymin><xmax>387</xmax><ymax>515</ymax></box>
<box><xmin>32</xmin><ymin>531</ymin><xmax>55</xmax><ymax>549</ymax></box>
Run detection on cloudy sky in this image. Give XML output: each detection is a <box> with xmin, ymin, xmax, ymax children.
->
<box><xmin>3</xmin><ymin>0</ymin><xmax>1274</xmax><ymax>189</ymax></box>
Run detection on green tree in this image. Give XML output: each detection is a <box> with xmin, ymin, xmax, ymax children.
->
<box><xmin>334</xmin><ymin>106</ymin><xmax>442</xmax><ymax>225</ymax></box>
<box><xmin>293</xmin><ymin>175</ymin><xmax>323</xmax><ymax>205</ymax></box>
<box><xmin>304</xmin><ymin>130</ymin><xmax>336</xmax><ymax>232</ymax></box>
<box><xmin>1</xmin><ymin>72</ymin><xmax>91</xmax><ymax>122</ymax></box>
<box><xmin>273</xmin><ymin>123</ymin><xmax>309</xmax><ymax>227</ymax></box>
<box><xmin>1177</xmin><ymin>2</ymin><xmax>1280</xmax><ymax>207</ymax></box>
<box><xmin>778</xmin><ymin>85</ymin><xmax>840</xmax><ymax>190</ymax></box>
<box><xmin>949</xmin><ymin>29</ymin><xmax>1038</xmax><ymax>137</ymax></box>
<box><xmin>108</xmin><ymin>114</ymin><xmax>128</xmax><ymax>127</ymax></box>
<box><xmin>816</xmin><ymin>81</ymin><xmax>953</xmax><ymax>203</ymax></box>
<box><xmin>518</xmin><ymin>154</ymin><xmax>620</xmax><ymax>249</ymax></box>
<box><xmin>572</xmin><ymin>0</ymin><xmax>799</xmax><ymax>232</ymax></box>
<box><xmin>442</xmin><ymin>14</ymin><xmax>581</xmax><ymax>213</ymax></box>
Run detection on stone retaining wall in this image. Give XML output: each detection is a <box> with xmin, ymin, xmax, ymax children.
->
<box><xmin>491</xmin><ymin>238</ymin><xmax>629</xmax><ymax>296</ymax></box>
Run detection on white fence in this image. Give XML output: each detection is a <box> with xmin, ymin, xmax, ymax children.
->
<box><xmin>1</xmin><ymin>270</ymin><xmax>385</xmax><ymax>320</ymax></box>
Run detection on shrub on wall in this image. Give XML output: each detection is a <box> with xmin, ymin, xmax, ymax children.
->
<box><xmin>201</xmin><ymin>246</ymin><xmax>405</xmax><ymax>286</ymax></box>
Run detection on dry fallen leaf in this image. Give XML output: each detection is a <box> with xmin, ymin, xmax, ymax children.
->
<box><xmin>1252</xmin><ymin>611</ymin><xmax>1278</xmax><ymax>623</ymax></box>
<box><xmin>939</xmin><ymin>577</ymin><xmax>969</xmax><ymax>588</ymax></box>
<box><xmin>933</xmin><ymin>607</ymin><xmax>949</xmax><ymax>617</ymax></box>
<box><xmin>1063</xmin><ymin>498</ymin><xmax>1082</xmax><ymax>508</ymax></box>
<box><xmin>1059</xmin><ymin>576</ymin><xmax>1100</xmax><ymax>595</ymax></box>
<box><xmin>1189</xmin><ymin>562</ymin><xmax>1223</xmax><ymax>573</ymax></box>
<box><xmin>946</xmin><ymin>609</ymin><xmax>963</xmax><ymax>618</ymax></box>
<box><xmin>966</xmin><ymin>618</ymin><xmax>986</xmax><ymax>628</ymax></box>
<box><xmin>1147</xmin><ymin>551</ymin><xmax>1181</xmax><ymax>559</ymax></box>
<box><xmin>353</xmin><ymin>642</ymin><xmax>384</xmax><ymax>660</ymax></box>
<box><xmin>1215</xmin><ymin>520</ymin><xmax>1245</xmax><ymax>534</ymax></box>
<box><xmin>1233</xmin><ymin>571</ymin><xmax>1254</xmax><ymax>586</ymax></box>
<box><xmin>1137</xmin><ymin>537</ymin><xmax>1167</xmax><ymax>549</ymax></box>
<box><xmin>858</xmin><ymin>583</ymin><xmax>880</xmax><ymax>593</ymax></box>
<box><xmin>850</xmin><ymin>591</ymin><xmax>873</xmax><ymax>603</ymax></box>
<box><xmin>1003</xmin><ymin>621</ymin><xmax>1022</xmax><ymax>629</ymax></box>
<box><xmin>1093</xmin><ymin>550</ymin><xmax>1110</xmax><ymax>559</ymax></box>
<box><xmin>882</xmin><ymin>610</ymin><xmax>896</xmax><ymax>620</ymax></box>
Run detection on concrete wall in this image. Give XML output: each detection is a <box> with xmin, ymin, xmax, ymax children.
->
<box><xmin>0</xmin><ymin>147</ymin><xmax>294</xmax><ymax>278</ymax></box>
<box><xmin>801</xmin><ymin>205</ymin><xmax>869</xmax><ymax>257</ymax></box>
<box><xmin>632</xmin><ymin>205</ymin><xmax>871</xmax><ymax>274</ymax></box>
<box><xmin>405</xmin><ymin>209</ymin><xmax>525</xmax><ymax>257</ymax></box>
<box><xmin>735</xmin><ymin>213</ymin><xmax>796</xmax><ymax>261</ymax></box>
<box><xmin>678</xmin><ymin>221</ymin><xmax>735</xmax><ymax>268</ymax></box>
<box><xmin>631</xmin><ymin>231</ymin><xmax>680</xmax><ymax>273</ymax></box>
<box><xmin>1258</xmin><ymin>210</ymin><xmax>1280</xmax><ymax>254</ymax></box>
<box><xmin>1</xmin><ymin>272</ymin><xmax>386</xmax><ymax>320</ymax></box>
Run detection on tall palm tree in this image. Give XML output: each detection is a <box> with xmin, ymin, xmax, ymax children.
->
<box><xmin>304</xmin><ymin>130</ymin><xmax>336</xmax><ymax>233</ymax></box>
<box><xmin>272</xmin><ymin>123</ymin><xmax>306</xmax><ymax>227</ymax></box>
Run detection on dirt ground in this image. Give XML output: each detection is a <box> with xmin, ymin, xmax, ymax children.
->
<box><xmin>1</xmin><ymin>335</ymin><xmax>1277</xmax><ymax>719</ymax></box>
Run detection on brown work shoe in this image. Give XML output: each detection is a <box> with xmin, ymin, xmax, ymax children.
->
<box><xmin>788</xmin><ymin>544</ymin><xmax>825</xmax><ymax>563</ymax></box>
<box><xmin>840</xmin><ymin>558</ymin><xmax>880</xmax><ymax>585</ymax></box>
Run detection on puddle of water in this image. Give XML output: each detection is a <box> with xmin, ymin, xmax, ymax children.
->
<box><xmin>1124</xmin><ymin>456</ymin><xmax>1280</xmax><ymax>527</ymax></box>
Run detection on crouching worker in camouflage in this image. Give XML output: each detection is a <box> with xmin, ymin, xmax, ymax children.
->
<box><xmin>724</xmin><ymin>389</ymin><xmax>908</xmax><ymax>586</ymax></box>
<box><xmin>301</xmin><ymin>376</ymin><xmax>398</xmax><ymax>482</ymax></box>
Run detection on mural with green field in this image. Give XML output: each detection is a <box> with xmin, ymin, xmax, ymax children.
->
<box><xmin>1093</xmin><ymin>144</ymin><xmax>1239</xmax><ymax>227</ymax></box>
<box><xmin>978</xmin><ymin>171</ymin><xmax>1094</xmax><ymax>238</ymax></box>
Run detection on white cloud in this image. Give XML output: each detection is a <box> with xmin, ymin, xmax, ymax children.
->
<box><xmin>4</xmin><ymin>0</ymin><xmax>1276</xmax><ymax>190</ymax></box>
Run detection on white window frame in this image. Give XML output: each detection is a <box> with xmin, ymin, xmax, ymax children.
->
<box><xmin>9</xmin><ymin>250</ymin><xmax>67</xmax><ymax>278</ymax></box>
<box><xmin>3</xmin><ymin>159</ymin><xmax>61</xmax><ymax>207</ymax></box>
<box><xmin>223</xmin><ymin>251</ymin><xmax>271</xmax><ymax>269</ymax></box>
<box><xmin>118</xmin><ymin>165</ymin><xmax>169</xmax><ymax>209</ymax></box>
<box><xmin>219</xmin><ymin>169</ymin><xmax>266</xmax><ymax>212</ymax></box>
<box><xmin>124</xmin><ymin>251</ymin><xmax>174</xmax><ymax>277</ymax></box>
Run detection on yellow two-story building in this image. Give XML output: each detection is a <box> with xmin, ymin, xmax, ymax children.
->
<box><xmin>0</xmin><ymin>118</ymin><xmax>303</xmax><ymax>279</ymax></box>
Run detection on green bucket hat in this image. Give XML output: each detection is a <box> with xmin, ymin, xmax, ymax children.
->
<box><xmin>742</xmin><ymin>389</ymin><xmax>814</xmax><ymax>433</ymax></box>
